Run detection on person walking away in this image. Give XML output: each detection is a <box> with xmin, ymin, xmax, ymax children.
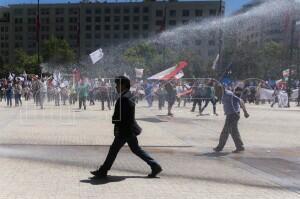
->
<box><xmin>6</xmin><ymin>81</ymin><xmax>13</xmax><ymax>107</ymax></box>
<box><xmin>213</xmin><ymin>87</ymin><xmax>250</xmax><ymax>153</ymax></box>
<box><xmin>200</xmin><ymin>82</ymin><xmax>218</xmax><ymax>115</ymax></box>
<box><xmin>78</xmin><ymin>80</ymin><xmax>89</xmax><ymax>110</ymax></box>
<box><xmin>54</xmin><ymin>86</ymin><xmax>61</xmax><ymax>106</ymax></box>
<box><xmin>156</xmin><ymin>84</ymin><xmax>166</xmax><ymax>110</ymax></box>
<box><xmin>164</xmin><ymin>81</ymin><xmax>176</xmax><ymax>116</ymax></box>
<box><xmin>14</xmin><ymin>80</ymin><xmax>22</xmax><ymax>106</ymax></box>
<box><xmin>271</xmin><ymin>87</ymin><xmax>279</xmax><ymax>108</ymax></box>
<box><xmin>90</xmin><ymin>76</ymin><xmax>162</xmax><ymax>179</ymax></box>
<box><xmin>39</xmin><ymin>79</ymin><xmax>47</xmax><ymax>109</ymax></box>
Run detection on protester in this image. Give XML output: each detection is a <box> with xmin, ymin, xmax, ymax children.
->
<box><xmin>214</xmin><ymin>87</ymin><xmax>250</xmax><ymax>153</ymax></box>
<box><xmin>78</xmin><ymin>79</ymin><xmax>89</xmax><ymax>110</ymax></box>
<box><xmin>156</xmin><ymin>83</ymin><xmax>166</xmax><ymax>110</ymax></box>
<box><xmin>14</xmin><ymin>80</ymin><xmax>22</xmax><ymax>106</ymax></box>
<box><xmin>200</xmin><ymin>81</ymin><xmax>218</xmax><ymax>116</ymax></box>
<box><xmin>6</xmin><ymin>81</ymin><xmax>13</xmax><ymax>107</ymax></box>
<box><xmin>164</xmin><ymin>81</ymin><xmax>176</xmax><ymax>116</ymax></box>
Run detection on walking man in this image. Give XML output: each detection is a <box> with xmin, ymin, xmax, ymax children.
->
<box><xmin>90</xmin><ymin>76</ymin><xmax>162</xmax><ymax>179</ymax></box>
<box><xmin>214</xmin><ymin>87</ymin><xmax>250</xmax><ymax>153</ymax></box>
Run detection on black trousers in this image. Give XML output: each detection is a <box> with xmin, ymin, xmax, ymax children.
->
<box><xmin>191</xmin><ymin>98</ymin><xmax>202</xmax><ymax>112</ymax></box>
<box><xmin>79</xmin><ymin>96</ymin><xmax>87</xmax><ymax>109</ymax></box>
<box><xmin>101</xmin><ymin>136</ymin><xmax>159</xmax><ymax>171</ymax></box>
<box><xmin>217</xmin><ymin>113</ymin><xmax>244</xmax><ymax>150</ymax></box>
<box><xmin>201</xmin><ymin>98</ymin><xmax>217</xmax><ymax>114</ymax></box>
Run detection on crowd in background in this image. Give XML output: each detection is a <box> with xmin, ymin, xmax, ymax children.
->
<box><xmin>1</xmin><ymin>73</ymin><xmax>300</xmax><ymax>114</ymax></box>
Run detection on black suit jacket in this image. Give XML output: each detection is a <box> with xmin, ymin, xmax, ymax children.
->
<box><xmin>112</xmin><ymin>90</ymin><xmax>141</xmax><ymax>137</ymax></box>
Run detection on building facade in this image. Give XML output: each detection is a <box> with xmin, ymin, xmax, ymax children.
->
<box><xmin>0</xmin><ymin>0</ymin><xmax>224</xmax><ymax>65</ymax></box>
<box><xmin>234</xmin><ymin>0</ymin><xmax>299</xmax><ymax>49</ymax></box>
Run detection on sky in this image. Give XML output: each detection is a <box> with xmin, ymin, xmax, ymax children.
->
<box><xmin>0</xmin><ymin>0</ymin><xmax>252</xmax><ymax>16</ymax></box>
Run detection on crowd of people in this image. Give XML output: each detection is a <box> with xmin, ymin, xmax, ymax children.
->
<box><xmin>1</xmin><ymin>73</ymin><xmax>299</xmax><ymax>113</ymax></box>
<box><xmin>0</xmin><ymin>75</ymin><xmax>117</xmax><ymax>110</ymax></box>
<box><xmin>1</xmin><ymin>73</ymin><xmax>299</xmax><ymax>178</ymax></box>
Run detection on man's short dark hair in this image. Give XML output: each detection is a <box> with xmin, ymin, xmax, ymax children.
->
<box><xmin>115</xmin><ymin>76</ymin><xmax>130</xmax><ymax>89</ymax></box>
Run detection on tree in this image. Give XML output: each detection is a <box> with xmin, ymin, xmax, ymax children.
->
<box><xmin>14</xmin><ymin>49</ymin><xmax>41</xmax><ymax>74</ymax></box>
<box><xmin>123</xmin><ymin>42</ymin><xmax>164</xmax><ymax>76</ymax></box>
<box><xmin>42</xmin><ymin>37</ymin><xmax>75</xmax><ymax>71</ymax></box>
<box><xmin>257</xmin><ymin>41</ymin><xmax>286</xmax><ymax>79</ymax></box>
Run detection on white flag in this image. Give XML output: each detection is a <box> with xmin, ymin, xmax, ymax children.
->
<box><xmin>8</xmin><ymin>73</ymin><xmax>13</xmax><ymax>81</ymax></box>
<box><xmin>123</xmin><ymin>72</ymin><xmax>129</xmax><ymax>78</ymax></box>
<box><xmin>212</xmin><ymin>54</ymin><xmax>219</xmax><ymax>70</ymax></box>
<box><xmin>135</xmin><ymin>68</ymin><xmax>144</xmax><ymax>78</ymax></box>
<box><xmin>90</xmin><ymin>48</ymin><xmax>104</xmax><ymax>64</ymax></box>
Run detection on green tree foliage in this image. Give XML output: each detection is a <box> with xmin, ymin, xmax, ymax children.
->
<box><xmin>123</xmin><ymin>42</ymin><xmax>163</xmax><ymax>75</ymax></box>
<box><xmin>14</xmin><ymin>49</ymin><xmax>41</xmax><ymax>74</ymax></box>
<box><xmin>123</xmin><ymin>42</ymin><xmax>207</xmax><ymax>77</ymax></box>
<box><xmin>42</xmin><ymin>37</ymin><xmax>75</xmax><ymax>66</ymax></box>
<box><xmin>257</xmin><ymin>41</ymin><xmax>286</xmax><ymax>79</ymax></box>
<box><xmin>222</xmin><ymin>41</ymin><xmax>286</xmax><ymax>80</ymax></box>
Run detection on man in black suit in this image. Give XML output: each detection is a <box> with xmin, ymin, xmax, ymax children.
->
<box><xmin>91</xmin><ymin>76</ymin><xmax>162</xmax><ymax>179</ymax></box>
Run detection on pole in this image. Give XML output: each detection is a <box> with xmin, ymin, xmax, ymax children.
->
<box><xmin>217</xmin><ymin>0</ymin><xmax>223</xmax><ymax>78</ymax></box>
<box><xmin>287</xmin><ymin>19</ymin><xmax>296</xmax><ymax>107</ymax></box>
<box><xmin>297</xmin><ymin>46</ymin><xmax>300</xmax><ymax>81</ymax></box>
<box><xmin>37</xmin><ymin>0</ymin><xmax>40</xmax><ymax>74</ymax></box>
<box><xmin>162</xmin><ymin>4</ymin><xmax>167</xmax><ymax>67</ymax></box>
<box><xmin>77</xmin><ymin>7</ymin><xmax>81</xmax><ymax>63</ymax></box>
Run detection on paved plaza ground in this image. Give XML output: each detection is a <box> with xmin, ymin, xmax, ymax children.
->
<box><xmin>0</xmin><ymin>99</ymin><xmax>299</xmax><ymax>199</ymax></box>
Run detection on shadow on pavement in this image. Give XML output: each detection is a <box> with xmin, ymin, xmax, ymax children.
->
<box><xmin>136</xmin><ymin>117</ymin><xmax>167</xmax><ymax>123</ymax></box>
<box><xmin>80</xmin><ymin>175</ymin><xmax>148</xmax><ymax>185</ymax></box>
<box><xmin>196</xmin><ymin>152</ymin><xmax>231</xmax><ymax>157</ymax></box>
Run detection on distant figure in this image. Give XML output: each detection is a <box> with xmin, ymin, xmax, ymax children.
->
<box><xmin>191</xmin><ymin>82</ymin><xmax>202</xmax><ymax>112</ymax></box>
<box><xmin>200</xmin><ymin>81</ymin><xmax>218</xmax><ymax>116</ymax></box>
<box><xmin>270</xmin><ymin>87</ymin><xmax>279</xmax><ymax>108</ymax></box>
<box><xmin>6</xmin><ymin>81</ymin><xmax>13</xmax><ymax>107</ymax></box>
<box><xmin>164</xmin><ymin>81</ymin><xmax>176</xmax><ymax>116</ymax></box>
<box><xmin>14</xmin><ymin>80</ymin><xmax>22</xmax><ymax>106</ymax></box>
<box><xmin>90</xmin><ymin>76</ymin><xmax>162</xmax><ymax>179</ymax></box>
<box><xmin>214</xmin><ymin>87</ymin><xmax>250</xmax><ymax>153</ymax></box>
<box><xmin>78</xmin><ymin>80</ymin><xmax>89</xmax><ymax>110</ymax></box>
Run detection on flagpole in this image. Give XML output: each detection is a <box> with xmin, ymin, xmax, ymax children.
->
<box><xmin>37</xmin><ymin>0</ymin><xmax>40</xmax><ymax>72</ymax></box>
<box><xmin>217</xmin><ymin>0</ymin><xmax>223</xmax><ymax>78</ymax></box>
<box><xmin>77</xmin><ymin>6</ymin><xmax>81</xmax><ymax>63</ymax></box>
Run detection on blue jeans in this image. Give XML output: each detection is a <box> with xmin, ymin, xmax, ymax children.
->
<box><xmin>6</xmin><ymin>95</ymin><xmax>12</xmax><ymax>107</ymax></box>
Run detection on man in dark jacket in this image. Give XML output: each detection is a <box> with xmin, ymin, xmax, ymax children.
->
<box><xmin>91</xmin><ymin>76</ymin><xmax>162</xmax><ymax>179</ymax></box>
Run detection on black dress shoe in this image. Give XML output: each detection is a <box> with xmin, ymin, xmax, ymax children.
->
<box><xmin>213</xmin><ymin>147</ymin><xmax>222</xmax><ymax>152</ymax></box>
<box><xmin>148</xmin><ymin>165</ymin><xmax>162</xmax><ymax>178</ymax></box>
<box><xmin>90</xmin><ymin>169</ymin><xmax>107</xmax><ymax>178</ymax></box>
<box><xmin>232</xmin><ymin>147</ymin><xmax>245</xmax><ymax>153</ymax></box>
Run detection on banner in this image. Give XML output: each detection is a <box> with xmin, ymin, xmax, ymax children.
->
<box><xmin>291</xmin><ymin>89</ymin><xmax>299</xmax><ymax>100</ymax></box>
<box><xmin>148</xmin><ymin>61</ymin><xmax>188</xmax><ymax>80</ymax></box>
<box><xmin>258</xmin><ymin>88</ymin><xmax>274</xmax><ymax>100</ymax></box>
<box><xmin>135</xmin><ymin>68</ymin><xmax>144</xmax><ymax>78</ymax></box>
<box><xmin>90</xmin><ymin>48</ymin><xmax>104</xmax><ymax>64</ymax></box>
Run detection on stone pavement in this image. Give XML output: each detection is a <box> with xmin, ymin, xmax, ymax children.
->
<box><xmin>0</xmin><ymin>100</ymin><xmax>299</xmax><ymax>199</ymax></box>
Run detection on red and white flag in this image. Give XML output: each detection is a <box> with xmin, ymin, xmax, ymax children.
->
<box><xmin>148</xmin><ymin>61</ymin><xmax>188</xmax><ymax>80</ymax></box>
